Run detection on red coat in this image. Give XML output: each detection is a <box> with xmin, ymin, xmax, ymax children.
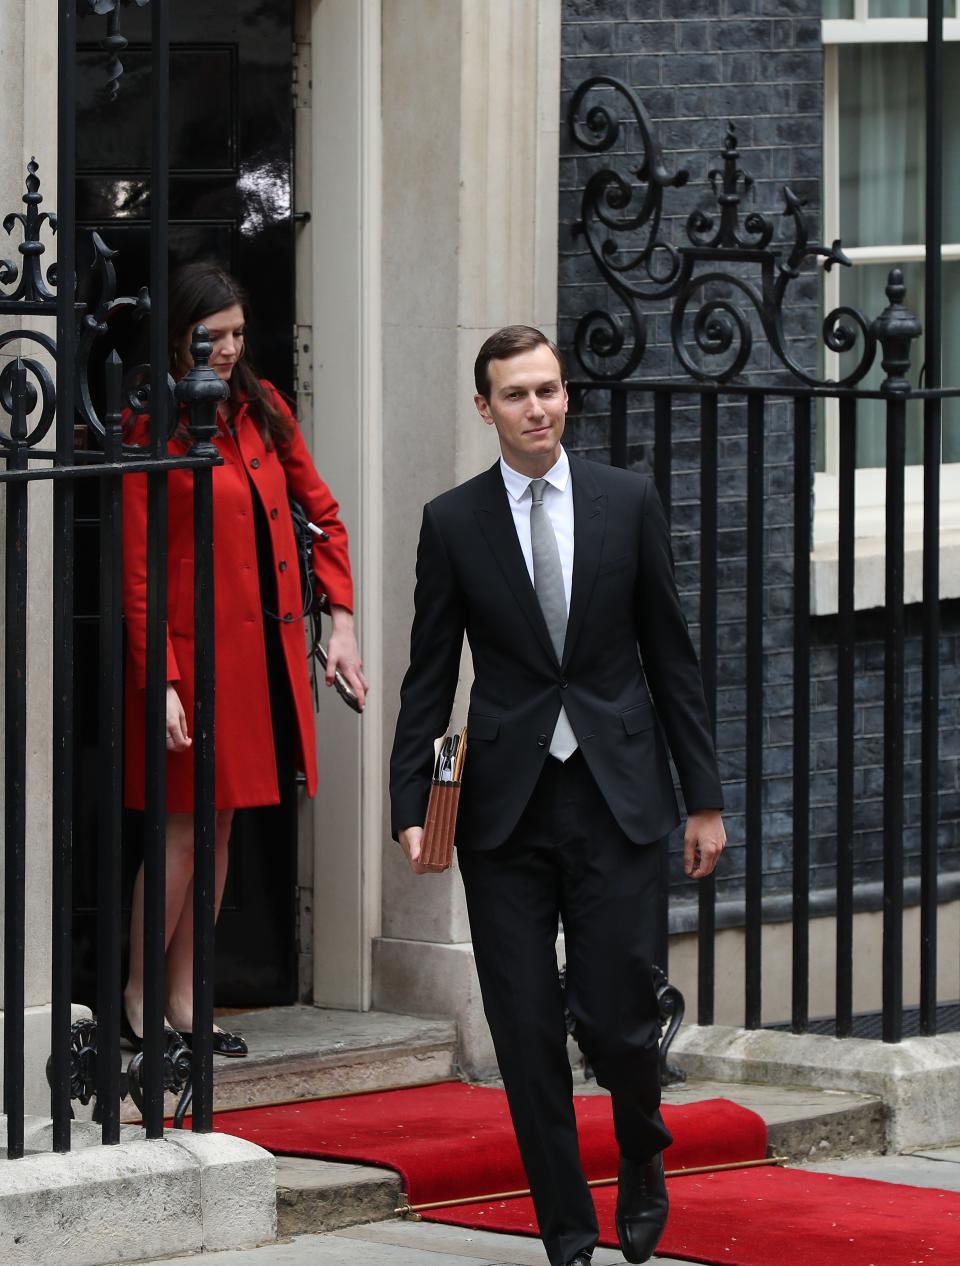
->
<box><xmin>123</xmin><ymin>382</ymin><xmax>354</xmax><ymax>812</ymax></box>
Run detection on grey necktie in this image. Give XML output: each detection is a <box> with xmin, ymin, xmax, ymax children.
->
<box><xmin>529</xmin><ymin>478</ymin><xmax>566</xmax><ymax>660</ymax></box>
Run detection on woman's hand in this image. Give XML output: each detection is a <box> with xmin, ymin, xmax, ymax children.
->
<box><xmin>166</xmin><ymin>684</ymin><xmax>192</xmax><ymax>752</ymax></box>
<box><xmin>326</xmin><ymin>606</ymin><xmax>369</xmax><ymax>710</ymax></box>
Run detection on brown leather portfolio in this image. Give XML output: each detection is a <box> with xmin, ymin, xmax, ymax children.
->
<box><xmin>419</xmin><ymin>727</ymin><xmax>467</xmax><ymax>872</ymax></box>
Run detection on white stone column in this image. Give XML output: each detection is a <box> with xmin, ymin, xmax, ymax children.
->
<box><xmin>375</xmin><ymin>0</ymin><xmax>561</xmax><ymax>1076</ymax></box>
<box><xmin>0</xmin><ymin>0</ymin><xmax>64</xmax><ymax>1115</ymax></box>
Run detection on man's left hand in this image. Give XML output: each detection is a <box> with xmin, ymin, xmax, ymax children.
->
<box><xmin>683</xmin><ymin>810</ymin><xmax>726</xmax><ymax>879</ymax></box>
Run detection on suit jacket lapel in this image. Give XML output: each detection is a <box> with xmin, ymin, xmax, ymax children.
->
<box><xmin>562</xmin><ymin>456</ymin><xmax>606</xmax><ymax>669</ymax></box>
<box><xmin>473</xmin><ymin>463</ymin><xmax>558</xmax><ymax>665</ymax></box>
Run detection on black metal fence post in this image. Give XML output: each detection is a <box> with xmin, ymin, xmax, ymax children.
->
<box><xmin>96</xmin><ymin>352</ymin><xmax>125</xmax><ymax>1142</ymax></box>
<box><xmin>698</xmin><ymin>392</ymin><xmax>718</xmax><ymax>1026</ymax></box>
<box><xmin>791</xmin><ymin>395</ymin><xmax>811</xmax><ymax>1034</ymax></box>
<box><xmin>3</xmin><ymin>364</ymin><xmax>31</xmax><ymax>1159</ymax></box>
<box><xmin>176</xmin><ymin>326</ymin><xmax>227</xmax><ymax>1133</ymax></box>
<box><xmin>744</xmin><ymin>394</ymin><xmax>765</xmax><ymax>1029</ymax></box>
<box><xmin>836</xmin><ymin>397</ymin><xmax>857</xmax><ymax>1037</ymax></box>
<box><xmin>50</xmin><ymin>0</ymin><xmax>79</xmax><ymax>1154</ymax></box>
<box><xmin>920</xmin><ymin>0</ymin><xmax>944</xmax><ymax>1037</ymax></box>
<box><xmin>871</xmin><ymin>269</ymin><xmax>921</xmax><ymax>1045</ymax></box>
<box><xmin>141</xmin><ymin>0</ymin><xmax>172</xmax><ymax>1137</ymax></box>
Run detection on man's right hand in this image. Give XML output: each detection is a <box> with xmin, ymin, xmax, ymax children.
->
<box><xmin>399</xmin><ymin>826</ymin><xmax>431</xmax><ymax>876</ymax></box>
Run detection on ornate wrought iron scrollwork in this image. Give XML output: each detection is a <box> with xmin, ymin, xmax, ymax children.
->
<box><xmin>47</xmin><ymin>1020</ymin><xmax>195</xmax><ymax>1128</ymax></box>
<box><xmin>80</xmin><ymin>0</ymin><xmax>152</xmax><ymax>101</ymax></box>
<box><xmin>870</xmin><ymin>267</ymin><xmax>923</xmax><ymax>393</ymax></box>
<box><xmin>127</xmin><ymin>1030</ymin><xmax>195</xmax><ymax>1128</ymax></box>
<box><xmin>0</xmin><ymin>158</ymin><xmax>57</xmax><ymax>308</ymax></box>
<box><xmin>568</xmin><ymin>77</ymin><xmax>689</xmax><ymax>380</ymax></box>
<box><xmin>0</xmin><ymin>159</ymin><xmax>168</xmax><ymax>454</ymax></box>
<box><xmin>652</xmin><ymin>964</ymin><xmax>686</xmax><ymax>1088</ymax></box>
<box><xmin>567</xmin><ymin>80</ymin><xmax>893</xmax><ymax>387</ymax></box>
<box><xmin>0</xmin><ymin>337</ymin><xmax>57</xmax><ymax>455</ymax></box>
<box><xmin>559</xmin><ymin>963</ymin><xmax>686</xmax><ymax>1088</ymax></box>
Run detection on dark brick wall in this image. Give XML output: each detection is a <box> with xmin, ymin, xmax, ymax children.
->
<box><xmin>558</xmin><ymin>0</ymin><xmax>960</xmax><ymax>908</ymax></box>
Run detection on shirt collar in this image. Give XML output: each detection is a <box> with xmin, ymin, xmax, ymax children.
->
<box><xmin>500</xmin><ymin>447</ymin><xmax>570</xmax><ymax>503</ymax></box>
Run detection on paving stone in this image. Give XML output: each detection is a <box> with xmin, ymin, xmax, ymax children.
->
<box><xmin>803</xmin><ymin>1150</ymin><xmax>960</xmax><ymax>1192</ymax></box>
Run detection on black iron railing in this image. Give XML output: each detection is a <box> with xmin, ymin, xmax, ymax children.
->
<box><xmin>565</xmin><ymin>2</ymin><xmax>951</xmax><ymax>1044</ymax></box>
<box><xmin>1</xmin><ymin>0</ymin><xmax>220</xmax><ymax>1158</ymax></box>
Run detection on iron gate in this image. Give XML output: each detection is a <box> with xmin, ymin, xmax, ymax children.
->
<box><xmin>564</xmin><ymin>7</ymin><xmax>953</xmax><ymax>1042</ymax></box>
<box><xmin>2</xmin><ymin>0</ymin><xmax>220</xmax><ymax>1157</ymax></box>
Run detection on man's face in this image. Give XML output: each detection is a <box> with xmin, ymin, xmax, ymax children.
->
<box><xmin>474</xmin><ymin>344</ymin><xmax>568</xmax><ymax>476</ymax></box>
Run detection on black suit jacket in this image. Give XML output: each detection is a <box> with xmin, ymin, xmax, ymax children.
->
<box><xmin>390</xmin><ymin>454</ymin><xmax>723</xmax><ymax>851</ymax></box>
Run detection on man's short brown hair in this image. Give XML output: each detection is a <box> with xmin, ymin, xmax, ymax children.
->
<box><xmin>474</xmin><ymin>326</ymin><xmax>567</xmax><ymax>400</ymax></box>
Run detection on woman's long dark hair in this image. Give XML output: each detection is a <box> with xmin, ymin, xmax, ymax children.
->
<box><xmin>169</xmin><ymin>262</ymin><xmax>292</xmax><ymax>451</ymax></box>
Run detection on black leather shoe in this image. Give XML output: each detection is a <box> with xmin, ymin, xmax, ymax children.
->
<box><xmin>615</xmin><ymin>1152</ymin><xmax>669</xmax><ymax>1264</ymax></box>
<box><xmin>178</xmin><ymin>1027</ymin><xmax>248</xmax><ymax>1057</ymax></box>
<box><xmin>120</xmin><ymin>1006</ymin><xmax>179</xmax><ymax>1054</ymax></box>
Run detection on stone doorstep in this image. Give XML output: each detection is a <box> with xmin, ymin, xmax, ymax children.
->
<box><xmin>671</xmin><ymin>1024</ymin><xmax>960</xmax><ymax>1152</ymax></box>
<box><xmin>112</xmin><ymin>1005</ymin><xmax>458</xmax><ymax>1124</ymax></box>
<box><xmin>0</xmin><ymin>1116</ymin><xmax>276</xmax><ymax>1266</ymax></box>
<box><xmin>271</xmin><ymin>1077</ymin><xmax>887</xmax><ymax>1238</ymax></box>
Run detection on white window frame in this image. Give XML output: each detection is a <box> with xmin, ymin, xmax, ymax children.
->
<box><xmin>813</xmin><ymin>10</ymin><xmax>960</xmax><ymax>613</ymax></box>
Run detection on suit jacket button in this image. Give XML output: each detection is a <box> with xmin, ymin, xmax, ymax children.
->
<box><xmin>560</xmin><ymin>679</ymin><xmax>568</xmax><ymax>689</ymax></box>
<box><xmin>537</xmin><ymin>734</ymin><xmax>547</xmax><ymax>747</ymax></box>
<box><xmin>250</xmin><ymin>457</ymin><xmax>260</xmax><ymax>469</ymax></box>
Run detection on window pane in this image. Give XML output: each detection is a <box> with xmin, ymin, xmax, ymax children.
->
<box><xmin>870</xmin><ymin>0</ymin><xmax>928</xmax><ymax>14</ymax></box>
<box><xmin>834</xmin><ymin>260</ymin><xmax>960</xmax><ymax>466</ymax></box>
<box><xmin>823</xmin><ymin>0</ymin><xmax>854</xmax><ymax>14</ymax></box>
<box><xmin>838</xmin><ymin>44</ymin><xmax>960</xmax><ymax>247</ymax></box>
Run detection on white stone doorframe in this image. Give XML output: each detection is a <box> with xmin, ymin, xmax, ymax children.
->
<box><xmin>297</xmin><ymin>0</ymin><xmax>562</xmax><ymax>1022</ymax></box>
<box><xmin>374</xmin><ymin>0</ymin><xmax>563</xmax><ymax>1073</ymax></box>
<box><xmin>296</xmin><ymin>0</ymin><xmax>384</xmax><ymax>1010</ymax></box>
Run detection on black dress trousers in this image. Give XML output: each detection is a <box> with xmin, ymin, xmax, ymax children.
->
<box><xmin>457</xmin><ymin>749</ymin><xmax>673</xmax><ymax>1266</ymax></box>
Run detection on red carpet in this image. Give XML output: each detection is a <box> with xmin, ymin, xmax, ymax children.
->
<box><xmin>431</xmin><ymin>1166</ymin><xmax>960</xmax><ymax>1266</ymax></box>
<box><xmin>212</xmin><ymin>1081</ymin><xmax>766</xmax><ymax>1204</ymax></box>
<box><xmin>211</xmin><ymin>1082</ymin><xmax>960</xmax><ymax>1266</ymax></box>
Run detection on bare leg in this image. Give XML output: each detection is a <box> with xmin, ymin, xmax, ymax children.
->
<box><xmin>123</xmin><ymin>812</ymin><xmax>197</xmax><ymax>1037</ymax></box>
<box><xmin>164</xmin><ymin>809</ymin><xmax>234</xmax><ymax>1031</ymax></box>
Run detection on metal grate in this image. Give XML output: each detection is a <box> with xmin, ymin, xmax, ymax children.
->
<box><xmin>767</xmin><ymin>1003</ymin><xmax>960</xmax><ymax>1041</ymax></box>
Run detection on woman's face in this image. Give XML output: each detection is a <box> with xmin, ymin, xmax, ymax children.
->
<box><xmin>175</xmin><ymin>303</ymin><xmax>246</xmax><ymax>382</ymax></box>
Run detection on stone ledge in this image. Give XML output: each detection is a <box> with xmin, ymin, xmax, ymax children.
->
<box><xmin>0</xmin><ymin>1118</ymin><xmax>275</xmax><ymax>1266</ymax></box>
<box><xmin>276</xmin><ymin>1157</ymin><xmax>401</xmax><ymax>1237</ymax></box>
<box><xmin>672</xmin><ymin>1025</ymin><xmax>960</xmax><ymax>1151</ymax></box>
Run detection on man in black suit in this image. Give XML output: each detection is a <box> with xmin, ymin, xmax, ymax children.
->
<box><xmin>390</xmin><ymin>327</ymin><xmax>725</xmax><ymax>1266</ymax></box>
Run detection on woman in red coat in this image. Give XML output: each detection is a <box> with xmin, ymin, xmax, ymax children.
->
<box><xmin>122</xmin><ymin>263</ymin><xmax>366</xmax><ymax>1055</ymax></box>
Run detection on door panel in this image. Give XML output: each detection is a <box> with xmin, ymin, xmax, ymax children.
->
<box><xmin>72</xmin><ymin>0</ymin><xmax>299</xmax><ymax>1010</ymax></box>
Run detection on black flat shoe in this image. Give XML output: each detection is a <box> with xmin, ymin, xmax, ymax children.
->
<box><xmin>120</xmin><ymin>1007</ymin><xmax>143</xmax><ymax>1053</ymax></box>
<box><xmin>563</xmin><ymin>1255</ymin><xmax>592</xmax><ymax>1266</ymax></box>
<box><xmin>120</xmin><ymin>1007</ymin><xmax>180</xmax><ymax>1054</ymax></box>
<box><xmin>615</xmin><ymin>1152</ymin><xmax>669</xmax><ymax>1264</ymax></box>
<box><xmin>178</xmin><ymin>1027</ymin><xmax>248</xmax><ymax>1057</ymax></box>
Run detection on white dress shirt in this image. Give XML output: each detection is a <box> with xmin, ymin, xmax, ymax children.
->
<box><xmin>499</xmin><ymin>448</ymin><xmax>578</xmax><ymax>761</ymax></box>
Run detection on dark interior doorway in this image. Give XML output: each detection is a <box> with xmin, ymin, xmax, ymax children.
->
<box><xmin>72</xmin><ymin>0</ymin><xmax>300</xmax><ymax>1011</ymax></box>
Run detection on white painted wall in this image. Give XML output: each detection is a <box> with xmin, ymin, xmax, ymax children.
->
<box><xmin>0</xmin><ymin>0</ymin><xmax>67</xmax><ymax>1111</ymax></box>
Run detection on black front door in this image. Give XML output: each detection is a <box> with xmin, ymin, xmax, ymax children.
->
<box><xmin>72</xmin><ymin>0</ymin><xmax>300</xmax><ymax>1009</ymax></box>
